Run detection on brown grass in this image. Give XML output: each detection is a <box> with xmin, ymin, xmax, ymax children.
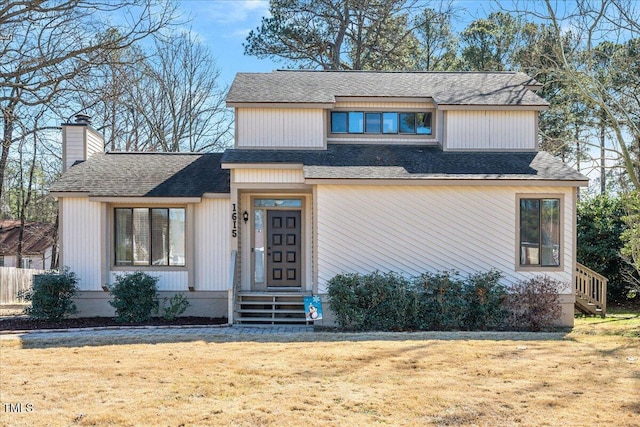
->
<box><xmin>1</xmin><ymin>315</ymin><xmax>638</xmax><ymax>426</ymax></box>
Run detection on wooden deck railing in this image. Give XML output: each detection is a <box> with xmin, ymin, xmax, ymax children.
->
<box><xmin>575</xmin><ymin>263</ymin><xmax>607</xmax><ymax>317</ymax></box>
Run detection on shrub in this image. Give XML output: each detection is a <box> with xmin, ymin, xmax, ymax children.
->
<box><xmin>21</xmin><ymin>268</ymin><xmax>79</xmax><ymax>321</ymax></box>
<box><xmin>505</xmin><ymin>275</ymin><xmax>563</xmax><ymax>331</ymax></box>
<box><xmin>461</xmin><ymin>270</ymin><xmax>507</xmax><ymax>330</ymax></box>
<box><xmin>327</xmin><ymin>271</ymin><xmax>412</xmax><ymax>330</ymax></box>
<box><xmin>109</xmin><ymin>271</ymin><xmax>159</xmax><ymax>323</ymax></box>
<box><xmin>412</xmin><ymin>271</ymin><xmax>465</xmax><ymax>330</ymax></box>
<box><xmin>156</xmin><ymin>293</ymin><xmax>190</xmax><ymax>321</ymax></box>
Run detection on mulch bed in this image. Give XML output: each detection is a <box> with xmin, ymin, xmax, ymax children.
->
<box><xmin>0</xmin><ymin>316</ymin><xmax>228</xmax><ymax>331</ymax></box>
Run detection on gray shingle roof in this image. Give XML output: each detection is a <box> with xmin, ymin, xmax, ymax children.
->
<box><xmin>50</xmin><ymin>152</ymin><xmax>230</xmax><ymax>197</ymax></box>
<box><xmin>226</xmin><ymin>70</ymin><xmax>548</xmax><ymax>107</ymax></box>
<box><xmin>222</xmin><ymin>145</ymin><xmax>587</xmax><ymax>182</ymax></box>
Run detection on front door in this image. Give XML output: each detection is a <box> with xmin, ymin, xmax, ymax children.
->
<box><xmin>266</xmin><ymin>210</ymin><xmax>301</xmax><ymax>287</ymax></box>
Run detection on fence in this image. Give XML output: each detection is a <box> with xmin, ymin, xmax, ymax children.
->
<box><xmin>0</xmin><ymin>267</ymin><xmax>46</xmax><ymax>304</ymax></box>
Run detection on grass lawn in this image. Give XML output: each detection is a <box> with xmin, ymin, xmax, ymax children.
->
<box><xmin>1</xmin><ymin>313</ymin><xmax>638</xmax><ymax>426</ymax></box>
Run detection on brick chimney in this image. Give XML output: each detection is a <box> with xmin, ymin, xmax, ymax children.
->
<box><xmin>61</xmin><ymin>114</ymin><xmax>105</xmax><ymax>171</ymax></box>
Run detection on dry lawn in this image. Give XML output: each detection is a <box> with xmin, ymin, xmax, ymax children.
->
<box><xmin>1</xmin><ymin>314</ymin><xmax>638</xmax><ymax>427</ymax></box>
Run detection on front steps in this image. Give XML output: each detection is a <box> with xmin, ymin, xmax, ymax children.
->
<box><xmin>235</xmin><ymin>292</ymin><xmax>310</xmax><ymax>325</ymax></box>
<box><xmin>575</xmin><ymin>296</ymin><xmax>604</xmax><ymax>316</ymax></box>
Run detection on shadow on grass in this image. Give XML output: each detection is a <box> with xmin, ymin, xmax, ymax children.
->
<box><xmin>3</xmin><ymin>327</ymin><xmax>575</xmax><ymax>350</ymax></box>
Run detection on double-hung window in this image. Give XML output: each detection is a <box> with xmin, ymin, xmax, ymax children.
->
<box><xmin>115</xmin><ymin>208</ymin><xmax>186</xmax><ymax>267</ymax></box>
<box><xmin>519</xmin><ymin>197</ymin><xmax>561</xmax><ymax>267</ymax></box>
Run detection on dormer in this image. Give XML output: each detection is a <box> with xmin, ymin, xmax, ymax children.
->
<box><xmin>226</xmin><ymin>70</ymin><xmax>549</xmax><ymax>152</ymax></box>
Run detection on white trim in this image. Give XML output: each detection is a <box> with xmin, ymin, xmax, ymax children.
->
<box><xmin>436</xmin><ymin>104</ymin><xmax>549</xmax><ymax>111</ymax></box>
<box><xmin>227</xmin><ymin>102</ymin><xmax>334</xmax><ymax>108</ymax></box>
<box><xmin>327</xmin><ymin>138</ymin><xmax>438</xmax><ymax>144</ymax></box>
<box><xmin>89</xmin><ymin>196</ymin><xmax>201</xmax><ymax>203</ymax></box>
<box><xmin>222</xmin><ymin>163</ymin><xmax>304</xmax><ymax>170</ymax></box>
<box><xmin>50</xmin><ymin>192</ymin><xmax>91</xmax><ymax>198</ymax></box>
<box><xmin>303</xmin><ymin>178</ymin><xmax>589</xmax><ymax>187</ymax></box>
<box><xmin>202</xmin><ymin>193</ymin><xmax>231</xmax><ymax>199</ymax></box>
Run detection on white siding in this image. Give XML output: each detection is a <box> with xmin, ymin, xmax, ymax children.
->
<box><xmin>445</xmin><ymin>111</ymin><xmax>536</xmax><ymax>150</ymax></box>
<box><xmin>233</xmin><ymin>169</ymin><xmax>304</xmax><ymax>184</ymax></box>
<box><xmin>86</xmin><ymin>128</ymin><xmax>104</xmax><ymax>159</ymax></box>
<box><xmin>316</xmin><ymin>185</ymin><xmax>574</xmax><ymax>294</ymax></box>
<box><xmin>61</xmin><ymin>197</ymin><xmax>103</xmax><ymax>290</ymax></box>
<box><xmin>195</xmin><ymin>198</ymin><xmax>230</xmax><ymax>291</ymax></box>
<box><xmin>236</xmin><ymin>108</ymin><xmax>324</xmax><ymax>148</ymax></box>
<box><xmin>63</xmin><ymin>127</ymin><xmax>85</xmax><ymax>171</ymax></box>
<box><xmin>108</xmin><ymin>271</ymin><xmax>188</xmax><ymax>291</ymax></box>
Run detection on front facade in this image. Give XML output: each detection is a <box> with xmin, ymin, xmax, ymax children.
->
<box><xmin>51</xmin><ymin>71</ymin><xmax>588</xmax><ymax>326</ymax></box>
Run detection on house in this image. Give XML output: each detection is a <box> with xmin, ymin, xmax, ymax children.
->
<box><xmin>50</xmin><ymin>71</ymin><xmax>599</xmax><ymax>326</ymax></box>
<box><xmin>0</xmin><ymin>220</ymin><xmax>56</xmax><ymax>270</ymax></box>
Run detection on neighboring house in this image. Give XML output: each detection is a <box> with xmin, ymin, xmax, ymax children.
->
<box><xmin>0</xmin><ymin>220</ymin><xmax>56</xmax><ymax>270</ymax></box>
<box><xmin>51</xmin><ymin>71</ymin><xmax>598</xmax><ymax>326</ymax></box>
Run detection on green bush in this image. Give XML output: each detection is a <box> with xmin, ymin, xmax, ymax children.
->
<box><xmin>327</xmin><ymin>271</ymin><xmax>412</xmax><ymax>331</ymax></box>
<box><xmin>505</xmin><ymin>275</ymin><xmax>563</xmax><ymax>331</ymax></box>
<box><xmin>461</xmin><ymin>270</ymin><xmax>507</xmax><ymax>330</ymax></box>
<box><xmin>21</xmin><ymin>268</ymin><xmax>79</xmax><ymax>321</ymax></box>
<box><xmin>578</xmin><ymin>194</ymin><xmax>640</xmax><ymax>303</ymax></box>
<box><xmin>109</xmin><ymin>272</ymin><xmax>159</xmax><ymax>323</ymax></box>
<box><xmin>328</xmin><ymin>269</ymin><xmax>508</xmax><ymax>331</ymax></box>
<box><xmin>156</xmin><ymin>293</ymin><xmax>190</xmax><ymax>321</ymax></box>
<box><xmin>412</xmin><ymin>271</ymin><xmax>465</xmax><ymax>330</ymax></box>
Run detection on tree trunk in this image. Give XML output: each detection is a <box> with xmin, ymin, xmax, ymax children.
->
<box><xmin>0</xmin><ymin>107</ymin><xmax>14</xmax><ymax>202</ymax></box>
<box><xmin>600</xmin><ymin>109</ymin><xmax>606</xmax><ymax>195</ymax></box>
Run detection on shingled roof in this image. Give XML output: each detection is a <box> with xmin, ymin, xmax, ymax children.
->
<box><xmin>0</xmin><ymin>220</ymin><xmax>55</xmax><ymax>256</ymax></box>
<box><xmin>226</xmin><ymin>70</ymin><xmax>548</xmax><ymax>108</ymax></box>
<box><xmin>222</xmin><ymin>145</ymin><xmax>587</xmax><ymax>183</ymax></box>
<box><xmin>50</xmin><ymin>152</ymin><xmax>230</xmax><ymax>197</ymax></box>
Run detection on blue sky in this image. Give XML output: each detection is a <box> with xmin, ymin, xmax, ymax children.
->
<box><xmin>177</xmin><ymin>0</ymin><xmax>494</xmax><ymax>87</ymax></box>
<box><xmin>178</xmin><ymin>0</ymin><xmax>280</xmax><ymax>86</ymax></box>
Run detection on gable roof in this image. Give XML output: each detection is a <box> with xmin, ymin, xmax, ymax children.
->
<box><xmin>0</xmin><ymin>220</ymin><xmax>55</xmax><ymax>256</ymax></box>
<box><xmin>50</xmin><ymin>152</ymin><xmax>230</xmax><ymax>197</ymax></box>
<box><xmin>226</xmin><ymin>70</ymin><xmax>548</xmax><ymax>108</ymax></box>
<box><xmin>222</xmin><ymin>145</ymin><xmax>587</xmax><ymax>183</ymax></box>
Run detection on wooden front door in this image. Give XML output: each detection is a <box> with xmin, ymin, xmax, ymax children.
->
<box><xmin>266</xmin><ymin>210</ymin><xmax>301</xmax><ymax>287</ymax></box>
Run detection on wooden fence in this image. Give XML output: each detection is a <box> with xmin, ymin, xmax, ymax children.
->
<box><xmin>0</xmin><ymin>267</ymin><xmax>46</xmax><ymax>305</ymax></box>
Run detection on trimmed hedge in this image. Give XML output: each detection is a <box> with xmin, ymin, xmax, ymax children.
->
<box><xmin>328</xmin><ymin>270</ymin><xmax>562</xmax><ymax>331</ymax></box>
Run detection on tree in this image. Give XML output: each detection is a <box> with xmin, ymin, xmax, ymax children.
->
<box><xmin>129</xmin><ymin>32</ymin><xmax>232</xmax><ymax>152</ymax></box>
<box><xmin>0</xmin><ymin>0</ymin><xmax>176</xmax><ymax>201</ymax></box>
<box><xmin>514</xmin><ymin>0</ymin><xmax>640</xmax><ymax>190</ymax></box>
<box><xmin>244</xmin><ymin>0</ymin><xmax>422</xmax><ymax>70</ymax></box>
<box><xmin>460</xmin><ymin>12</ymin><xmax>529</xmax><ymax>71</ymax></box>
<box><xmin>578</xmin><ymin>194</ymin><xmax>639</xmax><ymax>302</ymax></box>
<box><xmin>413</xmin><ymin>6</ymin><xmax>459</xmax><ymax>70</ymax></box>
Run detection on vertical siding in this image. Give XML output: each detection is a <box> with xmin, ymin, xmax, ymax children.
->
<box><xmin>195</xmin><ymin>198</ymin><xmax>230</xmax><ymax>291</ymax></box>
<box><xmin>64</xmin><ymin>127</ymin><xmax>85</xmax><ymax>171</ymax></box>
<box><xmin>236</xmin><ymin>108</ymin><xmax>324</xmax><ymax>148</ymax></box>
<box><xmin>61</xmin><ymin>197</ymin><xmax>103</xmax><ymax>290</ymax></box>
<box><xmin>233</xmin><ymin>169</ymin><xmax>305</xmax><ymax>183</ymax></box>
<box><xmin>445</xmin><ymin>111</ymin><xmax>536</xmax><ymax>150</ymax></box>
<box><xmin>316</xmin><ymin>185</ymin><xmax>574</xmax><ymax>294</ymax></box>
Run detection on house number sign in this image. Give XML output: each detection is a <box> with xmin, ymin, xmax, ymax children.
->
<box><xmin>231</xmin><ymin>203</ymin><xmax>238</xmax><ymax>238</ymax></box>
